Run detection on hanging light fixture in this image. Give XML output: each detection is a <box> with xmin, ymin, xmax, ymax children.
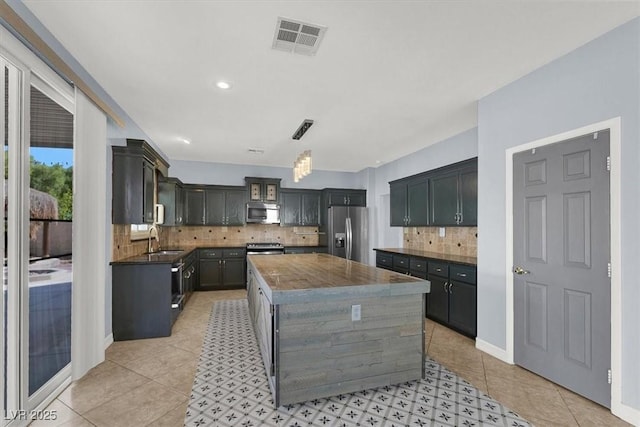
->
<box><xmin>293</xmin><ymin>150</ymin><xmax>312</xmax><ymax>183</ymax></box>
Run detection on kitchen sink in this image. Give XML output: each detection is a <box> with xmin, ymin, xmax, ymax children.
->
<box><xmin>144</xmin><ymin>250</ymin><xmax>184</xmax><ymax>256</ymax></box>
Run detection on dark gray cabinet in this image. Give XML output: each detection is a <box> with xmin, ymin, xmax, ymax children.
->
<box><xmin>197</xmin><ymin>248</ymin><xmax>246</xmax><ymax>290</ymax></box>
<box><xmin>426</xmin><ymin>261</ymin><xmax>476</xmax><ymax>337</ymax></box>
<box><xmin>323</xmin><ymin>189</ymin><xmax>366</xmax><ymax>207</ymax></box>
<box><xmin>281</xmin><ymin>189</ymin><xmax>321</xmax><ymax>226</ymax></box>
<box><xmin>430</xmin><ymin>160</ymin><xmax>477</xmax><ymax>226</ymax></box>
<box><xmin>184</xmin><ymin>187</ymin><xmax>206</xmax><ymax>225</ymax></box>
<box><xmin>374</xmin><ymin>249</ymin><xmax>476</xmax><ymax>337</ymax></box>
<box><xmin>389</xmin><ymin>158</ymin><xmax>477</xmax><ymax>227</ymax></box>
<box><xmin>246</xmin><ymin>177</ymin><xmax>281</xmax><ymax>203</ymax></box>
<box><xmin>111</xmin><ymin>263</ymin><xmax>174</xmax><ymax>340</ymax></box>
<box><xmin>184</xmin><ymin>186</ymin><xmax>246</xmax><ymax>225</ymax></box>
<box><xmin>390</xmin><ymin>178</ymin><xmax>428</xmax><ymax>226</ymax></box>
<box><xmin>158</xmin><ymin>177</ymin><xmax>184</xmax><ymax>225</ymax></box>
<box><xmin>112</xmin><ymin>139</ymin><xmax>168</xmax><ymax>224</ymax></box>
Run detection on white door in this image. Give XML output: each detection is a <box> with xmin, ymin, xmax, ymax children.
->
<box><xmin>513</xmin><ymin>130</ymin><xmax>610</xmax><ymax>407</ymax></box>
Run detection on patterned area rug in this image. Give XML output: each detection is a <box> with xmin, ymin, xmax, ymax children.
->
<box><xmin>185</xmin><ymin>299</ymin><xmax>531</xmax><ymax>427</ymax></box>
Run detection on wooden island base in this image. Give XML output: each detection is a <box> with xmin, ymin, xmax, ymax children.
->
<box><xmin>247</xmin><ymin>253</ymin><xmax>430</xmax><ymax>407</ymax></box>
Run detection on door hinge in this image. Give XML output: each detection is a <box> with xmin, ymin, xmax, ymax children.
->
<box><xmin>608</xmin><ymin>369</ymin><xmax>612</xmax><ymax>384</ymax></box>
<box><xmin>607</xmin><ymin>262</ymin><xmax>611</xmax><ymax>279</ymax></box>
<box><xmin>593</xmin><ymin>131</ymin><xmax>599</xmax><ymax>140</ymax></box>
<box><xmin>606</xmin><ymin>156</ymin><xmax>611</xmax><ymax>171</ymax></box>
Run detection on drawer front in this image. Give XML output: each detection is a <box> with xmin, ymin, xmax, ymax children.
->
<box><xmin>392</xmin><ymin>255</ymin><xmax>409</xmax><ymax>271</ymax></box>
<box><xmin>450</xmin><ymin>264</ymin><xmax>476</xmax><ymax>285</ymax></box>
<box><xmin>409</xmin><ymin>257</ymin><xmax>427</xmax><ymax>273</ymax></box>
<box><xmin>376</xmin><ymin>252</ymin><xmax>393</xmax><ymax>269</ymax></box>
<box><xmin>223</xmin><ymin>248</ymin><xmax>246</xmax><ymax>258</ymax></box>
<box><xmin>199</xmin><ymin>249</ymin><xmax>222</xmax><ymax>259</ymax></box>
<box><xmin>428</xmin><ymin>261</ymin><xmax>449</xmax><ymax>277</ymax></box>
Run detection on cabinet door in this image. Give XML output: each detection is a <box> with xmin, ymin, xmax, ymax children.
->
<box><xmin>448</xmin><ymin>280</ymin><xmax>476</xmax><ymax>336</ymax></box>
<box><xmin>205</xmin><ymin>189</ymin><xmax>225</xmax><ymax>225</ymax></box>
<box><xmin>430</xmin><ymin>172</ymin><xmax>459</xmax><ymax>226</ymax></box>
<box><xmin>459</xmin><ymin>168</ymin><xmax>477</xmax><ymax>225</ymax></box>
<box><xmin>223</xmin><ymin>258</ymin><xmax>245</xmax><ymax>288</ymax></box>
<box><xmin>407</xmin><ymin>179</ymin><xmax>428</xmax><ymax>226</ymax></box>
<box><xmin>184</xmin><ymin>189</ymin><xmax>205</xmax><ymax>225</ymax></box>
<box><xmin>198</xmin><ymin>259</ymin><xmax>222</xmax><ymax>290</ymax></box>
<box><xmin>301</xmin><ymin>192</ymin><xmax>320</xmax><ymax>225</ymax></box>
<box><xmin>389</xmin><ymin>182</ymin><xmax>407</xmax><ymax>226</ymax></box>
<box><xmin>143</xmin><ymin>161</ymin><xmax>155</xmax><ymax>223</ymax></box>
<box><xmin>225</xmin><ymin>190</ymin><xmax>246</xmax><ymax>225</ymax></box>
<box><xmin>281</xmin><ymin>192</ymin><xmax>301</xmax><ymax>225</ymax></box>
<box><xmin>426</xmin><ymin>274</ymin><xmax>449</xmax><ymax>324</ymax></box>
<box><xmin>346</xmin><ymin>191</ymin><xmax>366</xmax><ymax>206</ymax></box>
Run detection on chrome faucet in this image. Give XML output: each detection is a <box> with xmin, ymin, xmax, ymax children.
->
<box><xmin>148</xmin><ymin>224</ymin><xmax>159</xmax><ymax>253</ymax></box>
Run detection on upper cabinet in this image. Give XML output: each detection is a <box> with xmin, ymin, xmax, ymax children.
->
<box><xmin>112</xmin><ymin>139</ymin><xmax>169</xmax><ymax>224</ymax></box>
<box><xmin>323</xmin><ymin>189</ymin><xmax>366</xmax><ymax>207</ymax></box>
<box><xmin>281</xmin><ymin>189</ymin><xmax>321</xmax><ymax>226</ymax></box>
<box><xmin>389</xmin><ymin>157</ymin><xmax>477</xmax><ymax>227</ymax></box>
<box><xmin>390</xmin><ymin>178</ymin><xmax>429</xmax><ymax>226</ymax></box>
<box><xmin>158</xmin><ymin>177</ymin><xmax>184</xmax><ymax>226</ymax></box>
<box><xmin>245</xmin><ymin>177</ymin><xmax>281</xmax><ymax>203</ymax></box>
<box><xmin>430</xmin><ymin>160</ymin><xmax>477</xmax><ymax>226</ymax></box>
<box><xmin>184</xmin><ymin>185</ymin><xmax>246</xmax><ymax>226</ymax></box>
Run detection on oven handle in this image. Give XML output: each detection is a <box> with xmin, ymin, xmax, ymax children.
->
<box><xmin>247</xmin><ymin>251</ymin><xmax>284</xmax><ymax>255</ymax></box>
<box><xmin>171</xmin><ymin>263</ymin><xmax>185</xmax><ymax>272</ymax></box>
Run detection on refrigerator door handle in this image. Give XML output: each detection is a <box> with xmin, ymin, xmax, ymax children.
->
<box><xmin>346</xmin><ymin>217</ymin><xmax>353</xmax><ymax>260</ymax></box>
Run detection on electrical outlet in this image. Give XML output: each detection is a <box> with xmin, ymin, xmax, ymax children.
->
<box><xmin>351</xmin><ymin>304</ymin><xmax>361</xmax><ymax>321</ymax></box>
<box><xmin>439</xmin><ymin>227</ymin><xmax>446</xmax><ymax>237</ymax></box>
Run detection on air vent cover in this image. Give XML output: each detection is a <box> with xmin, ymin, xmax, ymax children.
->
<box><xmin>273</xmin><ymin>17</ymin><xmax>327</xmax><ymax>56</ymax></box>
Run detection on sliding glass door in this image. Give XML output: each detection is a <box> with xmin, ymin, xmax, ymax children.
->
<box><xmin>2</xmin><ymin>49</ymin><xmax>74</xmax><ymax>424</ymax></box>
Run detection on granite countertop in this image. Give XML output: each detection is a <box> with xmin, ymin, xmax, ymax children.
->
<box><xmin>374</xmin><ymin>247</ymin><xmax>477</xmax><ymax>266</ymax></box>
<box><xmin>248</xmin><ymin>253</ymin><xmax>430</xmax><ymax>304</ymax></box>
<box><xmin>110</xmin><ymin>248</ymin><xmax>198</xmax><ymax>265</ymax></box>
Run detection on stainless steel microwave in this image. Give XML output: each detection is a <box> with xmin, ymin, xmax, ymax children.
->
<box><xmin>246</xmin><ymin>202</ymin><xmax>280</xmax><ymax>224</ymax></box>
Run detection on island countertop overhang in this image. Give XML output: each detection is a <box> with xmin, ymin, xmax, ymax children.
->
<box><xmin>248</xmin><ymin>253</ymin><xmax>430</xmax><ymax>304</ymax></box>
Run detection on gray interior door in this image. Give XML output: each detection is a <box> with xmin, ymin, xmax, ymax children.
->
<box><xmin>513</xmin><ymin>130</ymin><xmax>610</xmax><ymax>407</ymax></box>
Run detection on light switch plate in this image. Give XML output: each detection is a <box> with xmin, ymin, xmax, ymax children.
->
<box><xmin>351</xmin><ymin>304</ymin><xmax>361</xmax><ymax>321</ymax></box>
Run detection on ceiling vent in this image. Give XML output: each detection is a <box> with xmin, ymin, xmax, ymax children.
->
<box><xmin>272</xmin><ymin>17</ymin><xmax>327</xmax><ymax>56</ymax></box>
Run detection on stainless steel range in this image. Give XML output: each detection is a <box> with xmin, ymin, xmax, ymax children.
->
<box><xmin>246</xmin><ymin>242</ymin><xmax>285</xmax><ymax>255</ymax></box>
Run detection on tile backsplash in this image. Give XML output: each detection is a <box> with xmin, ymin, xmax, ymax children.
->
<box><xmin>403</xmin><ymin>226</ymin><xmax>477</xmax><ymax>257</ymax></box>
<box><xmin>111</xmin><ymin>224</ymin><xmax>321</xmax><ymax>262</ymax></box>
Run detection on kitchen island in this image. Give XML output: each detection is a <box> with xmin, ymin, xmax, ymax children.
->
<box><xmin>246</xmin><ymin>253</ymin><xmax>430</xmax><ymax>407</ymax></box>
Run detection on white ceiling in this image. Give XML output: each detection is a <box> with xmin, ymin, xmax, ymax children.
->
<box><xmin>23</xmin><ymin>1</ymin><xmax>640</xmax><ymax>172</ymax></box>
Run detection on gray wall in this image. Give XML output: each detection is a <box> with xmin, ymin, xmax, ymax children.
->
<box><xmin>478</xmin><ymin>18</ymin><xmax>640</xmax><ymax>409</ymax></box>
<box><xmin>362</xmin><ymin>128</ymin><xmax>478</xmax><ymax>263</ymax></box>
<box><xmin>169</xmin><ymin>159</ymin><xmax>361</xmax><ymax>189</ymax></box>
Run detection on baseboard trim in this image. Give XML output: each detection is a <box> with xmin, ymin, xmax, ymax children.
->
<box><xmin>612</xmin><ymin>401</ymin><xmax>640</xmax><ymax>426</ymax></box>
<box><xmin>104</xmin><ymin>333</ymin><xmax>113</xmax><ymax>350</ymax></box>
<box><xmin>475</xmin><ymin>338</ymin><xmax>513</xmax><ymax>364</ymax></box>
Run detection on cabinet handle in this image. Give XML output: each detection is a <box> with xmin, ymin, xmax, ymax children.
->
<box><xmin>223</xmin><ymin>260</ymin><xmax>226</xmax><ymax>265</ymax></box>
<box><xmin>443</xmin><ymin>281</ymin><xmax>448</xmax><ymax>293</ymax></box>
<box><xmin>436</xmin><ymin>268</ymin><xmax>442</xmax><ymax>272</ymax></box>
<box><xmin>457</xmin><ymin>273</ymin><xmax>467</xmax><ymax>277</ymax></box>
<box><xmin>218</xmin><ymin>260</ymin><xmax>222</xmax><ymax>265</ymax></box>
<box><xmin>448</xmin><ymin>283</ymin><xmax>453</xmax><ymax>294</ymax></box>
<box><xmin>348</xmin><ymin>196</ymin><xmax>351</xmax><ymax>204</ymax></box>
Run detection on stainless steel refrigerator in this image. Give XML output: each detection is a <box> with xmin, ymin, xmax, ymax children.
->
<box><xmin>321</xmin><ymin>206</ymin><xmax>368</xmax><ymax>263</ymax></box>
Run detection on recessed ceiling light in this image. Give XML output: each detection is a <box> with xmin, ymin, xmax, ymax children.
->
<box><xmin>216</xmin><ymin>81</ymin><xmax>231</xmax><ymax>90</ymax></box>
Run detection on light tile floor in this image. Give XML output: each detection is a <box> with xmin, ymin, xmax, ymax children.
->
<box><xmin>35</xmin><ymin>290</ymin><xmax>631</xmax><ymax>426</ymax></box>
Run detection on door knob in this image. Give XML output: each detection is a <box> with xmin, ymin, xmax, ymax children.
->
<box><xmin>513</xmin><ymin>266</ymin><xmax>530</xmax><ymax>275</ymax></box>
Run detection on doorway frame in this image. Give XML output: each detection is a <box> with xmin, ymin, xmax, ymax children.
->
<box><xmin>504</xmin><ymin>117</ymin><xmax>622</xmax><ymax>415</ymax></box>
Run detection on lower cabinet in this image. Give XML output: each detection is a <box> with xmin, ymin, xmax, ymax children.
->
<box><xmin>374</xmin><ymin>249</ymin><xmax>477</xmax><ymax>337</ymax></box>
<box><xmin>197</xmin><ymin>248</ymin><xmax>246</xmax><ymax>290</ymax></box>
<box><xmin>427</xmin><ymin>261</ymin><xmax>476</xmax><ymax>337</ymax></box>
